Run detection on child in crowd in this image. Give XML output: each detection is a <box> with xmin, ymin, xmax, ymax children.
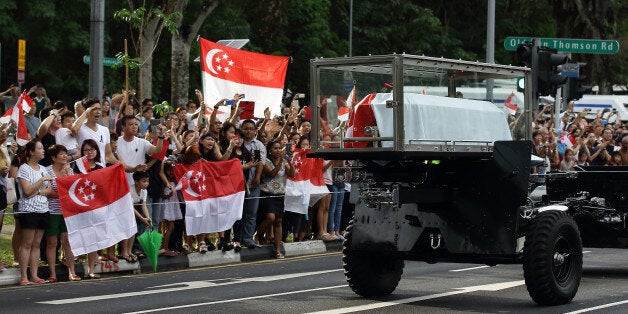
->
<box><xmin>159</xmin><ymin>161</ymin><xmax>181</xmax><ymax>256</ymax></box>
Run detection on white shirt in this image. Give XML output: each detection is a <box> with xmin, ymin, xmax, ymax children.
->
<box><xmin>131</xmin><ymin>187</ymin><xmax>147</xmax><ymax>205</ymax></box>
<box><xmin>17</xmin><ymin>163</ymin><xmax>49</xmax><ymax>213</ymax></box>
<box><xmin>186</xmin><ymin>113</ymin><xmax>198</xmax><ymax>130</ymax></box>
<box><xmin>76</xmin><ymin>123</ymin><xmax>110</xmax><ymax>165</ymax></box>
<box><xmin>117</xmin><ymin>136</ymin><xmax>153</xmax><ymax>186</ymax></box>
<box><xmin>55</xmin><ymin>128</ymin><xmax>79</xmax><ymax>155</ymax></box>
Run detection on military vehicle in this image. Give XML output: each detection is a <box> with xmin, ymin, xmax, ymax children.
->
<box><xmin>308</xmin><ymin>54</ymin><xmax>582</xmax><ymax>305</ymax></box>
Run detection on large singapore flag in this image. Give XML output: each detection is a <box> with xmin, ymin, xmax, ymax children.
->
<box><xmin>200</xmin><ymin>37</ymin><xmax>289</xmax><ymax>119</ymax></box>
<box><xmin>174</xmin><ymin>159</ymin><xmax>245</xmax><ymax>236</ymax></box>
<box><xmin>56</xmin><ymin>164</ymin><xmax>136</xmax><ymax>256</ymax></box>
<box><xmin>284</xmin><ymin>148</ymin><xmax>329</xmax><ymax>214</ymax></box>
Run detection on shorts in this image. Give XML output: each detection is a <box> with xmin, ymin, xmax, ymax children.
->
<box><xmin>18</xmin><ymin>212</ymin><xmax>50</xmax><ymax>230</ymax></box>
<box><xmin>259</xmin><ymin>192</ymin><xmax>284</xmax><ymax>217</ymax></box>
<box><xmin>45</xmin><ymin>214</ymin><xmax>67</xmax><ymax>236</ymax></box>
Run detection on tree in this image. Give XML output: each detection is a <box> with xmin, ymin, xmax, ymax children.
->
<box><xmin>114</xmin><ymin>1</ymin><xmax>181</xmax><ymax>101</ymax></box>
<box><xmin>170</xmin><ymin>0</ymin><xmax>219</xmax><ymax>107</ymax></box>
<box><xmin>550</xmin><ymin>0</ymin><xmax>628</xmax><ymax>94</ymax></box>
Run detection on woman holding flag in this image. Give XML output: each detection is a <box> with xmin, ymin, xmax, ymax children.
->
<box><xmin>73</xmin><ymin>139</ymin><xmax>104</xmax><ymax>278</ymax></box>
<box><xmin>45</xmin><ymin>144</ymin><xmax>81</xmax><ymax>281</ymax></box>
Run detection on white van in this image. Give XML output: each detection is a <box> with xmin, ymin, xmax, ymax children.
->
<box><xmin>572</xmin><ymin>95</ymin><xmax>628</xmax><ymax>122</ymax></box>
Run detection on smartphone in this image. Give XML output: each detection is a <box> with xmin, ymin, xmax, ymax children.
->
<box><xmin>225</xmin><ymin>99</ymin><xmax>235</xmax><ymax>106</ymax></box>
<box><xmin>295</xmin><ymin>93</ymin><xmax>305</xmax><ymax>99</ymax></box>
<box><xmin>233</xmin><ymin>134</ymin><xmax>239</xmax><ymax>141</ymax></box>
<box><xmin>284</xmin><ymin>144</ymin><xmax>293</xmax><ymax>159</ymax></box>
<box><xmin>602</xmin><ymin>108</ymin><xmax>610</xmax><ymax>113</ymax></box>
<box><xmin>149</xmin><ymin>118</ymin><xmax>163</xmax><ymax>134</ymax></box>
<box><xmin>253</xmin><ymin>149</ymin><xmax>261</xmax><ymax>160</ymax></box>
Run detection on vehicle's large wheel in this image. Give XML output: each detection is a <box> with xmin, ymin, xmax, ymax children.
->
<box><xmin>523</xmin><ymin>211</ymin><xmax>582</xmax><ymax>306</ymax></box>
<box><xmin>342</xmin><ymin>219</ymin><xmax>404</xmax><ymax>297</ymax></box>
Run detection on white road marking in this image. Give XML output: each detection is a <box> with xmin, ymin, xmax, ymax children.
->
<box><xmin>38</xmin><ymin>269</ymin><xmax>342</xmax><ymax>305</ymax></box>
<box><xmin>125</xmin><ymin>285</ymin><xmax>348</xmax><ymax>313</ymax></box>
<box><xmin>563</xmin><ymin>300</ymin><xmax>628</xmax><ymax>314</ymax></box>
<box><xmin>307</xmin><ymin>280</ymin><xmax>525</xmax><ymax>314</ymax></box>
<box><xmin>449</xmin><ymin>265</ymin><xmax>491</xmax><ymax>272</ymax></box>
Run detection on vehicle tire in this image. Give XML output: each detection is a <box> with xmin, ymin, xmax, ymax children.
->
<box><xmin>523</xmin><ymin>211</ymin><xmax>582</xmax><ymax>306</ymax></box>
<box><xmin>342</xmin><ymin>219</ymin><xmax>404</xmax><ymax>297</ymax></box>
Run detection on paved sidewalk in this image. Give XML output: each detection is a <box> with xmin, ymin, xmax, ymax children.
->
<box><xmin>0</xmin><ymin>240</ymin><xmax>343</xmax><ymax>286</ymax></box>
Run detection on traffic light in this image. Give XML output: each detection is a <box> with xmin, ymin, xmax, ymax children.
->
<box><xmin>566</xmin><ymin>63</ymin><xmax>592</xmax><ymax>101</ymax></box>
<box><xmin>537</xmin><ymin>47</ymin><xmax>567</xmax><ymax>96</ymax></box>
<box><xmin>515</xmin><ymin>42</ymin><xmax>534</xmax><ymax>68</ymax></box>
<box><xmin>515</xmin><ymin>42</ymin><xmax>535</xmax><ymax>94</ymax></box>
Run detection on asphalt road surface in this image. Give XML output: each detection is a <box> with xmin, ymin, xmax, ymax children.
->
<box><xmin>1</xmin><ymin>248</ymin><xmax>627</xmax><ymax>313</ymax></box>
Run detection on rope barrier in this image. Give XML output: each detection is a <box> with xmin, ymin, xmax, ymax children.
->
<box><xmin>0</xmin><ymin>190</ymin><xmax>349</xmax><ymax>214</ymax></box>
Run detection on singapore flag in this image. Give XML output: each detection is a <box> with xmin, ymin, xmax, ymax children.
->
<box><xmin>200</xmin><ymin>37</ymin><xmax>289</xmax><ymax>119</ymax></box>
<box><xmin>174</xmin><ymin>159</ymin><xmax>245</xmax><ymax>236</ymax></box>
<box><xmin>284</xmin><ymin>148</ymin><xmax>329</xmax><ymax>214</ymax></box>
<box><xmin>56</xmin><ymin>164</ymin><xmax>136</xmax><ymax>256</ymax></box>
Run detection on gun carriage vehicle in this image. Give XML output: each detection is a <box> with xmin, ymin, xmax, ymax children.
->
<box><xmin>308</xmin><ymin>54</ymin><xmax>584</xmax><ymax>305</ymax></box>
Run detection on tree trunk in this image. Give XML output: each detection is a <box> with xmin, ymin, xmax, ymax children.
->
<box><xmin>170</xmin><ymin>0</ymin><xmax>219</xmax><ymax>107</ymax></box>
<box><xmin>171</xmin><ymin>36</ymin><xmax>191</xmax><ymax>107</ymax></box>
<box><xmin>139</xmin><ymin>31</ymin><xmax>155</xmax><ymax>101</ymax></box>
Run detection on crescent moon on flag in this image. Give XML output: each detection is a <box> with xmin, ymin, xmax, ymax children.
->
<box><xmin>69</xmin><ymin>178</ymin><xmax>88</xmax><ymax>207</ymax></box>
<box><xmin>205</xmin><ymin>48</ymin><xmax>223</xmax><ymax>75</ymax></box>
<box><xmin>185</xmin><ymin>170</ymin><xmax>200</xmax><ymax>197</ymax></box>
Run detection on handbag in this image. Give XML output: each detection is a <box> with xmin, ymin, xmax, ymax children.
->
<box><xmin>6</xmin><ymin>178</ymin><xmax>17</xmax><ymax>205</ymax></box>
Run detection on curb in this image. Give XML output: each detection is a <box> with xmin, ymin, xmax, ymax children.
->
<box><xmin>0</xmin><ymin>239</ymin><xmax>343</xmax><ymax>286</ymax></box>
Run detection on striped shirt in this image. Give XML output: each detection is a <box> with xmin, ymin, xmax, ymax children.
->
<box><xmin>17</xmin><ymin>163</ymin><xmax>49</xmax><ymax>213</ymax></box>
<box><xmin>46</xmin><ymin>166</ymin><xmax>74</xmax><ymax>215</ymax></box>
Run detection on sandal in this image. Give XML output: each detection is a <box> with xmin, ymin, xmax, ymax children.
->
<box><xmin>106</xmin><ymin>255</ymin><xmax>119</xmax><ymax>263</ymax></box>
<box><xmin>121</xmin><ymin>255</ymin><xmax>134</xmax><ymax>263</ymax></box>
<box><xmin>86</xmin><ymin>273</ymin><xmax>101</xmax><ymax>279</ymax></box>
<box><xmin>19</xmin><ymin>280</ymin><xmax>31</xmax><ymax>286</ymax></box>
<box><xmin>32</xmin><ymin>278</ymin><xmax>47</xmax><ymax>284</ymax></box>
<box><xmin>274</xmin><ymin>251</ymin><xmax>285</xmax><ymax>259</ymax></box>
<box><xmin>198</xmin><ymin>241</ymin><xmax>208</xmax><ymax>253</ymax></box>
<box><xmin>47</xmin><ymin>277</ymin><xmax>57</xmax><ymax>283</ymax></box>
<box><xmin>69</xmin><ymin>274</ymin><xmax>82</xmax><ymax>281</ymax></box>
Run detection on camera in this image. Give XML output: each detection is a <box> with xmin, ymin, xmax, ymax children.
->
<box><xmin>253</xmin><ymin>149</ymin><xmax>261</xmax><ymax>161</ymax></box>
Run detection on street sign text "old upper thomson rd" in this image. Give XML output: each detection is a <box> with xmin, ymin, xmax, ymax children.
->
<box><xmin>504</xmin><ymin>37</ymin><xmax>620</xmax><ymax>54</ymax></box>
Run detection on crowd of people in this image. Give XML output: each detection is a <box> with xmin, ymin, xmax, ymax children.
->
<box><xmin>529</xmin><ymin>102</ymin><xmax>628</xmax><ymax>189</ymax></box>
<box><xmin>0</xmin><ymin>84</ymin><xmax>350</xmax><ymax>285</ymax></box>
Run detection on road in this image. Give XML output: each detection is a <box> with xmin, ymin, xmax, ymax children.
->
<box><xmin>1</xmin><ymin>248</ymin><xmax>627</xmax><ymax>313</ymax></box>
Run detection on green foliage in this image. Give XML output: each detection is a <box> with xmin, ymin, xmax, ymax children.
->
<box><xmin>113</xmin><ymin>52</ymin><xmax>142</xmax><ymax>70</ymax></box>
<box><xmin>153</xmin><ymin>100</ymin><xmax>173</xmax><ymax>118</ymax></box>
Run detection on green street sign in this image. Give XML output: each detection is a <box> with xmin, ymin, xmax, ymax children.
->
<box><xmin>504</xmin><ymin>37</ymin><xmax>620</xmax><ymax>54</ymax></box>
<box><xmin>82</xmin><ymin>55</ymin><xmax>122</xmax><ymax>67</ymax></box>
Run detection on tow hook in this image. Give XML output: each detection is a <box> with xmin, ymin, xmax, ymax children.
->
<box><xmin>430</xmin><ymin>233</ymin><xmax>442</xmax><ymax>249</ymax></box>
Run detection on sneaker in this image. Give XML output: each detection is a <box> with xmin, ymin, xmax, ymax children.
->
<box><xmin>198</xmin><ymin>241</ymin><xmax>208</xmax><ymax>253</ymax></box>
